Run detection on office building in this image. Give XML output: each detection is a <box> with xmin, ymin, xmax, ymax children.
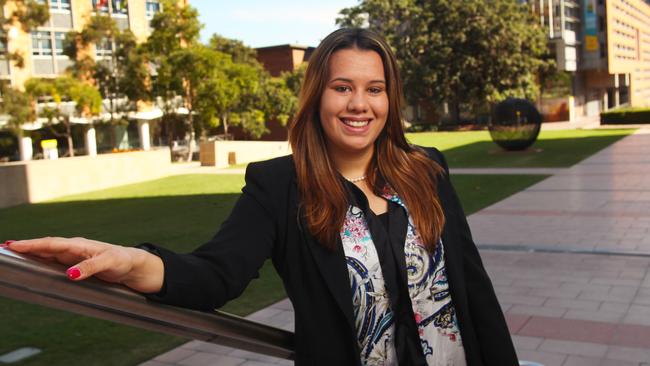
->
<box><xmin>528</xmin><ymin>0</ymin><xmax>650</xmax><ymax>117</ymax></box>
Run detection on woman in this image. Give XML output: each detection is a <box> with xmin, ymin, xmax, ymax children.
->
<box><xmin>6</xmin><ymin>28</ymin><xmax>518</xmax><ymax>365</ymax></box>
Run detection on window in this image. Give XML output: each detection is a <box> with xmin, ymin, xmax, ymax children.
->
<box><xmin>32</xmin><ymin>31</ymin><xmax>53</xmax><ymax>56</ymax></box>
<box><xmin>112</xmin><ymin>0</ymin><xmax>127</xmax><ymax>15</ymax></box>
<box><xmin>92</xmin><ymin>0</ymin><xmax>109</xmax><ymax>14</ymax></box>
<box><xmin>95</xmin><ymin>38</ymin><xmax>113</xmax><ymax>57</ymax></box>
<box><xmin>54</xmin><ymin>32</ymin><xmax>66</xmax><ymax>56</ymax></box>
<box><xmin>0</xmin><ymin>33</ymin><xmax>7</xmax><ymax>55</ymax></box>
<box><xmin>146</xmin><ymin>0</ymin><xmax>160</xmax><ymax>18</ymax></box>
<box><xmin>50</xmin><ymin>0</ymin><xmax>71</xmax><ymax>11</ymax></box>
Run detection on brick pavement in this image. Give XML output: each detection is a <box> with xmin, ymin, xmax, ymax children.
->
<box><xmin>143</xmin><ymin>127</ymin><xmax>650</xmax><ymax>366</ymax></box>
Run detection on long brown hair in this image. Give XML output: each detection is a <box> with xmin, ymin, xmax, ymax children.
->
<box><xmin>288</xmin><ymin>28</ymin><xmax>445</xmax><ymax>252</ymax></box>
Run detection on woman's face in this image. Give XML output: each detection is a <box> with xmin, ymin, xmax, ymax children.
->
<box><xmin>319</xmin><ymin>48</ymin><xmax>389</xmax><ymax>157</ymax></box>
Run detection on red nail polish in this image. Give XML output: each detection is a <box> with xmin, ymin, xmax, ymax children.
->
<box><xmin>3</xmin><ymin>240</ymin><xmax>15</xmax><ymax>246</ymax></box>
<box><xmin>67</xmin><ymin>267</ymin><xmax>81</xmax><ymax>280</ymax></box>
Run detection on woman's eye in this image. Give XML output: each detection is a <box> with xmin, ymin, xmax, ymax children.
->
<box><xmin>368</xmin><ymin>87</ymin><xmax>384</xmax><ymax>94</ymax></box>
<box><xmin>334</xmin><ymin>85</ymin><xmax>351</xmax><ymax>93</ymax></box>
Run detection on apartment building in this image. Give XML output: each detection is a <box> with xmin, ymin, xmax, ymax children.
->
<box><xmin>0</xmin><ymin>0</ymin><xmax>168</xmax><ymax>161</ymax></box>
<box><xmin>528</xmin><ymin>0</ymin><xmax>650</xmax><ymax>117</ymax></box>
<box><xmin>1</xmin><ymin>0</ymin><xmax>161</xmax><ymax>90</ymax></box>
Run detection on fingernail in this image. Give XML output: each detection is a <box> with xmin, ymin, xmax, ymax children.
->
<box><xmin>3</xmin><ymin>240</ymin><xmax>15</xmax><ymax>246</ymax></box>
<box><xmin>66</xmin><ymin>267</ymin><xmax>81</xmax><ymax>280</ymax></box>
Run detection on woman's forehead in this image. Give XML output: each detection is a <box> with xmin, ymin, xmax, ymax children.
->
<box><xmin>327</xmin><ymin>48</ymin><xmax>386</xmax><ymax>82</ymax></box>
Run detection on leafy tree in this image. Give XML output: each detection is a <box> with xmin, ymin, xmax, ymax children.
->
<box><xmin>0</xmin><ymin>0</ymin><xmax>49</xmax><ymax>68</ymax></box>
<box><xmin>0</xmin><ymin>87</ymin><xmax>34</xmax><ymax>137</ymax></box>
<box><xmin>209</xmin><ymin>33</ymin><xmax>258</xmax><ymax>65</ymax></box>
<box><xmin>25</xmin><ymin>77</ymin><xmax>102</xmax><ymax>157</ymax></box>
<box><xmin>337</xmin><ymin>0</ymin><xmax>550</xmax><ymax>122</ymax></box>
<box><xmin>194</xmin><ymin>52</ymin><xmax>257</xmax><ymax>137</ymax></box>
<box><xmin>203</xmin><ymin>35</ymin><xmax>301</xmax><ymax>139</ymax></box>
<box><xmin>282</xmin><ymin>63</ymin><xmax>307</xmax><ymax>97</ymax></box>
<box><xmin>63</xmin><ymin>15</ymin><xmax>147</xmax><ymax>148</ymax></box>
<box><xmin>167</xmin><ymin>44</ymin><xmax>218</xmax><ymax>152</ymax></box>
<box><xmin>191</xmin><ymin>50</ymin><xmax>296</xmax><ymax>139</ymax></box>
<box><xmin>145</xmin><ymin>0</ymin><xmax>201</xmax><ymax>159</ymax></box>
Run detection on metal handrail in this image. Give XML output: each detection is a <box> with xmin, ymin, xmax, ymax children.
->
<box><xmin>0</xmin><ymin>248</ymin><xmax>295</xmax><ymax>360</ymax></box>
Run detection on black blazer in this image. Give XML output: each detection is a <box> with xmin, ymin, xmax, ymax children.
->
<box><xmin>145</xmin><ymin>147</ymin><xmax>518</xmax><ymax>366</ymax></box>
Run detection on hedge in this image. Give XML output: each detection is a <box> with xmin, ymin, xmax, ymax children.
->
<box><xmin>601</xmin><ymin>107</ymin><xmax>650</xmax><ymax>124</ymax></box>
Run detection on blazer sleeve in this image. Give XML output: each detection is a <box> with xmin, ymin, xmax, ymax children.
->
<box><xmin>138</xmin><ymin>161</ymin><xmax>277</xmax><ymax>311</ymax></box>
<box><xmin>425</xmin><ymin>147</ymin><xmax>519</xmax><ymax>365</ymax></box>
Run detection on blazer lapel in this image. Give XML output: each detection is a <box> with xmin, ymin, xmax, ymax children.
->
<box><xmin>303</xmin><ymin>227</ymin><xmax>356</xmax><ymax>330</ymax></box>
<box><xmin>289</xmin><ymin>181</ymin><xmax>356</xmax><ymax>331</ymax></box>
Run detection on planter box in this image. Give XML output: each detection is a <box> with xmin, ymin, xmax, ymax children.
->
<box><xmin>200</xmin><ymin>140</ymin><xmax>291</xmax><ymax>169</ymax></box>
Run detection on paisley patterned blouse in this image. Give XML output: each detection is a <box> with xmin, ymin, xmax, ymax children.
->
<box><xmin>340</xmin><ymin>187</ymin><xmax>467</xmax><ymax>366</ymax></box>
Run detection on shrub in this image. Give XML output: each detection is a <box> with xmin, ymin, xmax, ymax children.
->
<box><xmin>601</xmin><ymin>107</ymin><xmax>650</xmax><ymax>124</ymax></box>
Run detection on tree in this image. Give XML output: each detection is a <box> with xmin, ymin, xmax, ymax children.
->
<box><xmin>168</xmin><ymin>44</ymin><xmax>218</xmax><ymax>149</ymax></box>
<box><xmin>194</xmin><ymin>52</ymin><xmax>257</xmax><ymax>137</ymax></box>
<box><xmin>25</xmin><ymin>77</ymin><xmax>102</xmax><ymax>157</ymax></box>
<box><xmin>0</xmin><ymin>87</ymin><xmax>34</xmax><ymax>137</ymax></box>
<box><xmin>282</xmin><ymin>63</ymin><xmax>307</xmax><ymax>97</ymax></box>
<box><xmin>63</xmin><ymin>15</ymin><xmax>147</xmax><ymax>148</ymax></box>
<box><xmin>337</xmin><ymin>0</ymin><xmax>550</xmax><ymax>122</ymax></box>
<box><xmin>0</xmin><ymin>0</ymin><xmax>49</xmax><ymax>68</ymax></box>
<box><xmin>209</xmin><ymin>33</ymin><xmax>258</xmax><ymax>65</ymax></box>
<box><xmin>145</xmin><ymin>0</ymin><xmax>202</xmax><ymax>159</ymax></box>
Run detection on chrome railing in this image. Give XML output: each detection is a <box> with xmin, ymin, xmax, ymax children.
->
<box><xmin>0</xmin><ymin>247</ymin><xmax>294</xmax><ymax>360</ymax></box>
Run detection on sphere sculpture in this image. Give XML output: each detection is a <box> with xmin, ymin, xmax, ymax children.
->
<box><xmin>488</xmin><ymin>98</ymin><xmax>542</xmax><ymax>151</ymax></box>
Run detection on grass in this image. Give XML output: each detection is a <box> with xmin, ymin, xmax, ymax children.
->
<box><xmin>224</xmin><ymin>129</ymin><xmax>635</xmax><ymax>170</ymax></box>
<box><xmin>406</xmin><ymin>129</ymin><xmax>635</xmax><ymax>168</ymax></box>
<box><xmin>0</xmin><ymin>172</ymin><xmax>545</xmax><ymax>365</ymax></box>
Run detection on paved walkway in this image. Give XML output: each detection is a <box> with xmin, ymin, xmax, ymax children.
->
<box><xmin>143</xmin><ymin>127</ymin><xmax>650</xmax><ymax>366</ymax></box>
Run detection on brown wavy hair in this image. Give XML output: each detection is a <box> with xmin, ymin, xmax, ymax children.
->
<box><xmin>288</xmin><ymin>28</ymin><xmax>445</xmax><ymax>252</ymax></box>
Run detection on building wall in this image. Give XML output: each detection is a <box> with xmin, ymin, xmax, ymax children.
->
<box><xmin>256</xmin><ymin>44</ymin><xmax>313</xmax><ymax>77</ymax></box>
<box><xmin>528</xmin><ymin>0</ymin><xmax>650</xmax><ymax>117</ymax></box>
<box><xmin>606</xmin><ymin>0</ymin><xmax>650</xmax><ymax>106</ymax></box>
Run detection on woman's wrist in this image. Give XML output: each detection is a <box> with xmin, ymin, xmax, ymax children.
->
<box><xmin>123</xmin><ymin>247</ymin><xmax>165</xmax><ymax>294</ymax></box>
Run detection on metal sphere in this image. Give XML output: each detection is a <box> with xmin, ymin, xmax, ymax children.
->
<box><xmin>488</xmin><ymin>98</ymin><xmax>542</xmax><ymax>151</ymax></box>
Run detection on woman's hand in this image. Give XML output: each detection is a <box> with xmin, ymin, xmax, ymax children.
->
<box><xmin>4</xmin><ymin>237</ymin><xmax>164</xmax><ymax>294</ymax></box>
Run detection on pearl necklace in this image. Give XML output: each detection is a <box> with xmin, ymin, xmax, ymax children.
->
<box><xmin>344</xmin><ymin>175</ymin><xmax>367</xmax><ymax>183</ymax></box>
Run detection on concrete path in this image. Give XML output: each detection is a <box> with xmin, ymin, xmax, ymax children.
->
<box><xmin>143</xmin><ymin>127</ymin><xmax>650</xmax><ymax>366</ymax></box>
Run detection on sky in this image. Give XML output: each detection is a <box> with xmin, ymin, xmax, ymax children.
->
<box><xmin>192</xmin><ymin>0</ymin><xmax>359</xmax><ymax>48</ymax></box>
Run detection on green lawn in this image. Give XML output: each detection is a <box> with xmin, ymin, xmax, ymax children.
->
<box><xmin>229</xmin><ymin>129</ymin><xmax>635</xmax><ymax>170</ymax></box>
<box><xmin>0</xmin><ymin>172</ymin><xmax>545</xmax><ymax>365</ymax></box>
<box><xmin>406</xmin><ymin>128</ymin><xmax>635</xmax><ymax>167</ymax></box>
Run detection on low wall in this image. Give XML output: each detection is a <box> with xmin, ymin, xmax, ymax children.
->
<box><xmin>0</xmin><ymin>148</ymin><xmax>172</xmax><ymax>208</ymax></box>
<box><xmin>200</xmin><ymin>141</ymin><xmax>291</xmax><ymax>168</ymax></box>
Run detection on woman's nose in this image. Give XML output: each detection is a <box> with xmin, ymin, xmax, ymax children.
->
<box><xmin>347</xmin><ymin>91</ymin><xmax>369</xmax><ymax>113</ymax></box>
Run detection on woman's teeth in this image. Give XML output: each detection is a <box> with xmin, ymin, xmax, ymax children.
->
<box><xmin>341</xmin><ymin>119</ymin><xmax>370</xmax><ymax>127</ymax></box>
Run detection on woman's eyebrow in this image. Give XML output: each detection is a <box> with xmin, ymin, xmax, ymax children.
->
<box><xmin>328</xmin><ymin>77</ymin><xmax>386</xmax><ymax>84</ymax></box>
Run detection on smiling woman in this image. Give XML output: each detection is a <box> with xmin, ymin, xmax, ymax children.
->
<box><xmin>7</xmin><ymin>28</ymin><xmax>518</xmax><ymax>366</ymax></box>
